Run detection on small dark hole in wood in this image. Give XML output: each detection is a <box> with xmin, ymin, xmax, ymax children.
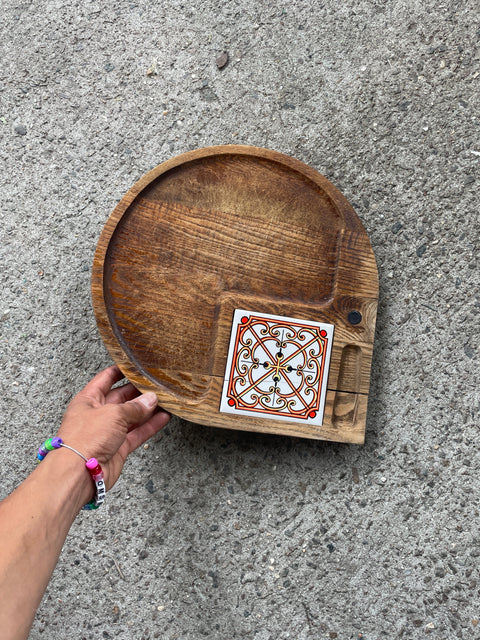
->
<box><xmin>348</xmin><ymin>310</ymin><xmax>362</xmax><ymax>325</ymax></box>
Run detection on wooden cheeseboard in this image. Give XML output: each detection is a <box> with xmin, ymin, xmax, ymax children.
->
<box><xmin>92</xmin><ymin>145</ymin><xmax>378</xmax><ymax>443</ymax></box>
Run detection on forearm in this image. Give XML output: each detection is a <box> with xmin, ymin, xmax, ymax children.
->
<box><xmin>0</xmin><ymin>449</ymin><xmax>92</xmax><ymax>640</ymax></box>
<box><xmin>0</xmin><ymin>366</ymin><xmax>167</xmax><ymax>640</ymax></box>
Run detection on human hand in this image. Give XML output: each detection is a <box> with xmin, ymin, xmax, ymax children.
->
<box><xmin>57</xmin><ymin>365</ymin><xmax>170</xmax><ymax>491</ymax></box>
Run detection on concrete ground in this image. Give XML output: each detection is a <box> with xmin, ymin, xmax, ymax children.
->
<box><xmin>1</xmin><ymin>0</ymin><xmax>478</xmax><ymax>638</ymax></box>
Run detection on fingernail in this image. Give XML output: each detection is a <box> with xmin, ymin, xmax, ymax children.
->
<box><xmin>138</xmin><ymin>392</ymin><xmax>158</xmax><ymax>409</ymax></box>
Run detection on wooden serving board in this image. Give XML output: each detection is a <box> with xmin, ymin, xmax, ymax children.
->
<box><xmin>92</xmin><ymin>145</ymin><xmax>378</xmax><ymax>443</ymax></box>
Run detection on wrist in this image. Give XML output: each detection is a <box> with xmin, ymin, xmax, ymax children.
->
<box><xmin>40</xmin><ymin>448</ymin><xmax>94</xmax><ymax>513</ymax></box>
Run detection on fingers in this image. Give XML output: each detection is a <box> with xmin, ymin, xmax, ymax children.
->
<box><xmin>105</xmin><ymin>382</ymin><xmax>139</xmax><ymax>405</ymax></box>
<box><xmin>76</xmin><ymin>365</ymin><xmax>125</xmax><ymax>404</ymax></box>
<box><xmin>124</xmin><ymin>410</ymin><xmax>171</xmax><ymax>455</ymax></box>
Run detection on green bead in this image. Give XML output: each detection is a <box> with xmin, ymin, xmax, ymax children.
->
<box><xmin>45</xmin><ymin>438</ymin><xmax>55</xmax><ymax>451</ymax></box>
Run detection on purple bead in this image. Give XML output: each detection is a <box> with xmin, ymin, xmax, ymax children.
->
<box><xmin>51</xmin><ymin>437</ymin><xmax>63</xmax><ymax>449</ymax></box>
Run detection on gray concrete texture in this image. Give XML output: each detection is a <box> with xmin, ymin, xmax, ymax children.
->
<box><xmin>0</xmin><ymin>0</ymin><xmax>478</xmax><ymax>638</ymax></box>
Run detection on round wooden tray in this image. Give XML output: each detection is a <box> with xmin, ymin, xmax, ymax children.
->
<box><xmin>92</xmin><ymin>145</ymin><xmax>378</xmax><ymax>443</ymax></box>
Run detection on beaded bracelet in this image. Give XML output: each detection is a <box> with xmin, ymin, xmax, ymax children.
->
<box><xmin>37</xmin><ymin>437</ymin><xmax>105</xmax><ymax>510</ymax></box>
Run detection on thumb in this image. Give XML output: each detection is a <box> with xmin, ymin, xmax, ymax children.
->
<box><xmin>121</xmin><ymin>392</ymin><xmax>158</xmax><ymax>425</ymax></box>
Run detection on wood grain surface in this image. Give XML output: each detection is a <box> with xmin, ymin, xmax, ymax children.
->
<box><xmin>92</xmin><ymin>145</ymin><xmax>378</xmax><ymax>443</ymax></box>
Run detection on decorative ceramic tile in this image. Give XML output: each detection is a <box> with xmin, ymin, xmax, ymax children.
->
<box><xmin>220</xmin><ymin>310</ymin><xmax>334</xmax><ymax>425</ymax></box>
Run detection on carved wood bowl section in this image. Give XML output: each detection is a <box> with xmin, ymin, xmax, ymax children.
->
<box><xmin>92</xmin><ymin>145</ymin><xmax>378</xmax><ymax>443</ymax></box>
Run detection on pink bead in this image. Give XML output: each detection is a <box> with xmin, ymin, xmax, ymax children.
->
<box><xmin>86</xmin><ymin>458</ymin><xmax>102</xmax><ymax>479</ymax></box>
<box><xmin>85</xmin><ymin>458</ymin><xmax>98</xmax><ymax>470</ymax></box>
